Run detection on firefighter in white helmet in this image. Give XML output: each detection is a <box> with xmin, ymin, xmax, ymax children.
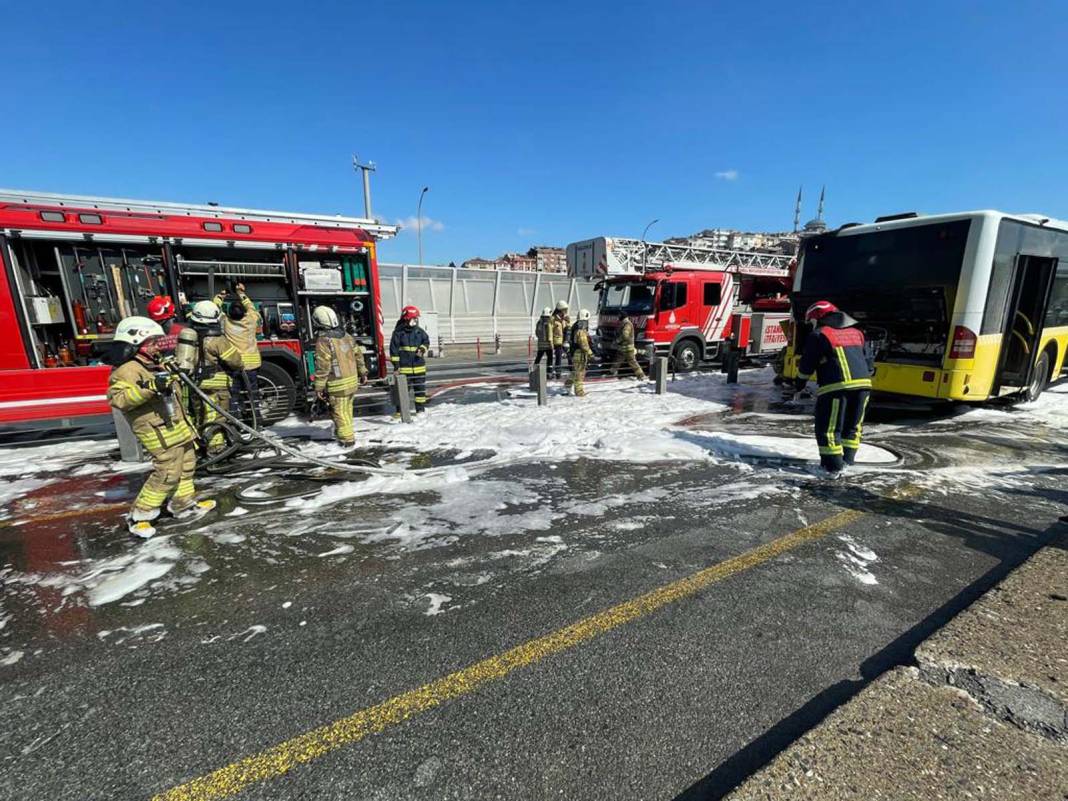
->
<box><xmin>107</xmin><ymin>316</ymin><xmax>214</xmax><ymax>537</ymax></box>
<box><xmin>188</xmin><ymin>301</ymin><xmax>245</xmax><ymax>451</ymax></box>
<box><xmin>533</xmin><ymin>306</ymin><xmax>553</xmax><ymax>372</ymax></box>
<box><xmin>550</xmin><ymin>299</ymin><xmax>571</xmax><ymax>379</ymax></box>
<box><xmin>312</xmin><ymin>305</ymin><xmax>367</xmax><ymax>446</ymax></box>
<box><xmin>569</xmin><ymin>309</ymin><xmax>594</xmax><ymax>396</ymax></box>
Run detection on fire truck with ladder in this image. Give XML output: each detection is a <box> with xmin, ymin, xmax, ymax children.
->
<box><xmin>0</xmin><ymin>189</ymin><xmax>397</xmax><ymax>442</ymax></box>
<box><xmin>566</xmin><ymin>236</ymin><xmax>794</xmax><ymax>370</ymax></box>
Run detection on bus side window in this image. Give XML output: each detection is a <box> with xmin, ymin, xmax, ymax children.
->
<box><xmin>1045</xmin><ymin>269</ymin><xmax>1068</xmax><ymax>327</ymax></box>
<box><xmin>660</xmin><ymin>282</ymin><xmax>687</xmax><ymax>311</ymax></box>
<box><xmin>703</xmin><ymin>282</ymin><xmax>722</xmax><ymax>306</ymax></box>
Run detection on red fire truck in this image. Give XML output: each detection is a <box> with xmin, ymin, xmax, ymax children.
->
<box><xmin>566</xmin><ymin>236</ymin><xmax>794</xmax><ymax>369</ymax></box>
<box><xmin>0</xmin><ymin>189</ymin><xmax>397</xmax><ymax>441</ymax></box>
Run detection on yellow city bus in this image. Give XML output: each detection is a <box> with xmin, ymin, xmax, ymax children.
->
<box><xmin>785</xmin><ymin>210</ymin><xmax>1068</xmax><ymax>402</ymax></box>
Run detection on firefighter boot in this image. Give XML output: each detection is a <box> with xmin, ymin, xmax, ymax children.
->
<box><xmin>167</xmin><ymin>498</ymin><xmax>218</xmax><ymax>521</ymax></box>
<box><xmin>128</xmin><ymin>507</ymin><xmax>160</xmax><ymax>539</ymax></box>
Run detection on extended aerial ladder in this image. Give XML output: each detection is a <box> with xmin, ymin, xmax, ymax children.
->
<box><xmin>567</xmin><ymin>236</ymin><xmax>792</xmax><ymax>280</ymax></box>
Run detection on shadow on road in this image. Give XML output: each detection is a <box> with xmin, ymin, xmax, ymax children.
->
<box><xmin>673</xmin><ymin>499</ymin><xmax>1067</xmax><ymax>801</ymax></box>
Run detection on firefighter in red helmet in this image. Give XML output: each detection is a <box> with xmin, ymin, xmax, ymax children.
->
<box><xmin>146</xmin><ymin>295</ymin><xmax>184</xmax><ymax>354</ymax></box>
<box><xmin>796</xmin><ymin>300</ymin><xmax>873</xmax><ymax>476</ymax></box>
<box><xmin>389</xmin><ymin>305</ymin><xmax>431</xmax><ymax>412</ymax></box>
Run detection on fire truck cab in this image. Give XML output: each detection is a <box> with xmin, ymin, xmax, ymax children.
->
<box><xmin>567</xmin><ymin>236</ymin><xmax>793</xmax><ymax>370</ymax></box>
<box><xmin>0</xmin><ymin>189</ymin><xmax>396</xmax><ymax>442</ymax></box>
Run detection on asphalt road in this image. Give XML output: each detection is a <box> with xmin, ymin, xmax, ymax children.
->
<box><xmin>1</xmin><ymin>375</ymin><xmax>1066</xmax><ymax>801</ymax></box>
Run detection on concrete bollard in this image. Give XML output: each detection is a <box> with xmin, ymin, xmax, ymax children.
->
<box><xmin>393</xmin><ymin>373</ymin><xmax>413</xmax><ymax>423</ymax></box>
<box><xmin>654</xmin><ymin>357</ymin><xmax>668</xmax><ymax>395</ymax></box>
<box><xmin>112</xmin><ymin>407</ymin><xmax>144</xmax><ymax>462</ymax></box>
<box><xmin>529</xmin><ymin>361</ymin><xmax>548</xmax><ymax>406</ymax></box>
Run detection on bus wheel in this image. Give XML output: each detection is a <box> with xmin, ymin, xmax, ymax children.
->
<box><xmin>1024</xmin><ymin>350</ymin><xmax>1052</xmax><ymax>402</ymax></box>
<box><xmin>672</xmin><ymin>341</ymin><xmax>700</xmax><ymax>372</ymax></box>
<box><xmin>257</xmin><ymin>362</ymin><xmax>297</xmax><ymax>424</ymax></box>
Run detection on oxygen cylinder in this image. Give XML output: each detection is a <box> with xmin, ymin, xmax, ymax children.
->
<box><xmin>175</xmin><ymin>327</ymin><xmax>200</xmax><ymax>374</ymax></box>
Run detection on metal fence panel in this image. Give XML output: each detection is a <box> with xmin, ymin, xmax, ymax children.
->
<box><xmin>379</xmin><ymin>264</ymin><xmax>597</xmax><ymax>343</ymax></box>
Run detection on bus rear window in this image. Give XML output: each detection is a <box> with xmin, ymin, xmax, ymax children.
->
<box><xmin>801</xmin><ymin>220</ymin><xmax>970</xmax><ymax>294</ymax></box>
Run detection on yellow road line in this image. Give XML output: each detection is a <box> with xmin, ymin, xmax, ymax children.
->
<box><xmin>154</xmin><ymin>506</ymin><xmax>869</xmax><ymax>801</ymax></box>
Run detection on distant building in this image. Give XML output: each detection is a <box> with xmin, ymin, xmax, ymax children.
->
<box><xmin>461</xmin><ymin>257</ymin><xmax>503</xmax><ymax>271</ymax></box>
<box><xmin>528</xmin><ymin>246</ymin><xmax>566</xmax><ymax>273</ymax></box>
<box><xmin>500</xmin><ymin>252</ymin><xmax>537</xmax><ymax>272</ymax></box>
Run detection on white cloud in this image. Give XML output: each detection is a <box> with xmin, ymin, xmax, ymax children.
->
<box><xmin>395</xmin><ymin>216</ymin><xmax>445</xmax><ymax>233</ymax></box>
<box><xmin>715</xmin><ymin>169</ymin><xmax>739</xmax><ymax>181</ymax></box>
<box><xmin>517</xmin><ymin>227</ymin><xmax>537</xmax><ymax>237</ymax></box>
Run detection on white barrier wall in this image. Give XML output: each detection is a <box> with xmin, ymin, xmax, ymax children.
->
<box><xmin>378</xmin><ymin>264</ymin><xmax>600</xmax><ymax>344</ymax></box>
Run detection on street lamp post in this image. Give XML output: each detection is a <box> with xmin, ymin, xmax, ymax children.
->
<box><xmin>641</xmin><ymin>218</ymin><xmax>659</xmax><ymax>272</ymax></box>
<box><xmin>417</xmin><ymin>186</ymin><xmax>429</xmax><ymax>267</ymax></box>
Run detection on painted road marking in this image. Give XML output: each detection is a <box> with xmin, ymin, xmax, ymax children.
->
<box><xmin>153</xmin><ymin>504</ymin><xmax>880</xmax><ymax>801</ymax></box>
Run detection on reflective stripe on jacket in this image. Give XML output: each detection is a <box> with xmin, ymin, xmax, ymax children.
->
<box><xmin>108</xmin><ymin>357</ymin><xmax>196</xmax><ymax>453</ymax></box>
<box><xmin>615</xmin><ymin>318</ymin><xmax>637</xmax><ymax>353</ymax></box>
<box><xmin>389</xmin><ymin>323</ymin><xmax>430</xmax><ymax>375</ymax></box>
<box><xmin>798</xmin><ymin>323</ymin><xmax>873</xmax><ymax>395</ymax></box>
<box><xmin>215</xmin><ymin>292</ymin><xmax>262</xmax><ymax>369</ymax></box>
<box><xmin>199</xmin><ymin>335</ymin><xmax>243</xmax><ymax>391</ymax></box>
<box><xmin>314</xmin><ymin>330</ymin><xmax>368</xmax><ymax>395</ymax></box>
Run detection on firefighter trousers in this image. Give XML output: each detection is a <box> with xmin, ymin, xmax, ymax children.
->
<box><xmin>533</xmin><ymin>347</ymin><xmax>553</xmax><ymax>369</ymax></box>
<box><xmin>201</xmin><ymin>388</ymin><xmax>229</xmax><ymax>450</ymax></box>
<box><xmin>553</xmin><ymin>345</ymin><xmax>570</xmax><ymax>379</ymax></box>
<box><xmin>133</xmin><ymin>441</ymin><xmax>197</xmax><ymax>515</ymax></box>
<box><xmin>814</xmin><ymin>389</ymin><xmax>870</xmax><ymax>472</ymax></box>
<box><xmin>397</xmin><ymin>367</ymin><xmax>428</xmax><ymax>411</ymax></box>
<box><xmin>572</xmin><ymin>351</ymin><xmax>590</xmax><ymax>396</ymax></box>
<box><xmin>609</xmin><ymin>348</ymin><xmax>646</xmax><ymax>380</ymax></box>
<box><xmin>328</xmin><ymin>393</ymin><xmax>355</xmax><ymax>445</ymax></box>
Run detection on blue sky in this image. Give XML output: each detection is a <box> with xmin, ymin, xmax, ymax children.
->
<box><xmin>3</xmin><ymin>1</ymin><xmax>1066</xmax><ymax>265</ymax></box>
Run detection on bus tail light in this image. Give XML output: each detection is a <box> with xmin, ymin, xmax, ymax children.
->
<box><xmin>949</xmin><ymin>326</ymin><xmax>977</xmax><ymax>359</ymax></box>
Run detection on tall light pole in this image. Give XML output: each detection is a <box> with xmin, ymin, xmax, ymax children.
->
<box><xmin>641</xmin><ymin>218</ymin><xmax>658</xmax><ymax>272</ymax></box>
<box><xmin>417</xmin><ymin>186</ymin><xmax>429</xmax><ymax>266</ymax></box>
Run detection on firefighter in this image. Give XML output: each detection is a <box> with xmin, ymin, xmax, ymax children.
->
<box><xmin>214</xmin><ymin>282</ymin><xmax>261</xmax><ymax>420</ymax></box>
<box><xmin>312</xmin><ymin>305</ymin><xmax>368</xmax><ymax>446</ymax></box>
<box><xmin>569</xmin><ymin>309</ymin><xmax>594</xmax><ymax>396</ymax></box>
<box><xmin>533</xmin><ymin>307</ymin><xmax>554</xmax><ymax>371</ymax></box>
<box><xmin>795</xmin><ymin>300</ymin><xmax>873</xmax><ymax>476</ymax></box>
<box><xmin>107</xmin><ymin>316</ymin><xmax>214</xmax><ymax>538</ymax></box>
<box><xmin>146</xmin><ymin>295</ymin><xmax>184</xmax><ymax>354</ymax></box>
<box><xmin>609</xmin><ymin>315</ymin><xmax>647</xmax><ymax>381</ymax></box>
<box><xmin>390</xmin><ymin>305</ymin><xmax>431</xmax><ymax>412</ymax></box>
<box><xmin>188</xmin><ymin>301</ymin><xmax>244</xmax><ymax>451</ymax></box>
<box><xmin>550</xmin><ymin>300</ymin><xmax>571</xmax><ymax>379</ymax></box>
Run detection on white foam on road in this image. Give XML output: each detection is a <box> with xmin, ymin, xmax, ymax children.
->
<box><xmin>424</xmin><ymin>593</ymin><xmax>451</xmax><ymax>616</ymax></box>
<box><xmin>836</xmin><ymin>534</ymin><xmax>879</xmax><ymax>585</ymax></box>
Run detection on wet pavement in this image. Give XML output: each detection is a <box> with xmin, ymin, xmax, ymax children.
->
<box><xmin>1</xmin><ymin>370</ymin><xmax>1066</xmax><ymax>800</ymax></box>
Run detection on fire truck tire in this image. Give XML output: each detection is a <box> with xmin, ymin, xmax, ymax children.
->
<box><xmin>671</xmin><ymin>340</ymin><xmax>701</xmax><ymax>372</ymax></box>
<box><xmin>256</xmin><ymin>361</ymin><xmax>297</xmax><ymax>424</ymax></box>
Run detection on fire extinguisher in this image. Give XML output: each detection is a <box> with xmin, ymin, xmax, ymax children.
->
<box><xmin>73</xmin><ymin>299</ymin><xmax>90</xmax><ymax>335</ymax></box>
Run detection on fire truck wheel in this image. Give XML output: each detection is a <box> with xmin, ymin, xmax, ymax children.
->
<box><xmin>257</xmin><ymin>362</ymin><xmax>297</xmax><ymax>424</ymax></box>
<box><xmin>672</xmin><ymin>340</ymin><xmax>701</xmax><ymax>372</ymax></box>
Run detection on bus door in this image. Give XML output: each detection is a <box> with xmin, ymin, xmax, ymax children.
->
<box><xmin>995</xmin><ymin>254</ymin><xmax>1057</xmax><ymax>390</ymax></box>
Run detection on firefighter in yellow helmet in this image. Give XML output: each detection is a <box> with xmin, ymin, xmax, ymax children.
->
<box><xmin>569</xmin><ymin>309</ymin><xmax>594</xmax><ymax>396</ymax></box>
<box><xmin>312</xmin><ymin>305</ymin><xmax>368</xmax><ymax>446</ymax></box>
<box><xmin>187</xmin><ymin>301</ymin><xmax>245</xmax><ymax>451</ymax></box>
<box><xmin>214</xmin><ymin>282</ymin><xmax>261</xmax><ymax>418</ymax></box>
<box><xmin>550</xmin><ymin>300</ymin><xmax>571</xmax><ymax>379</ymax></box>
<box><xmin>107</xmin><ymin>317</ymin><xmax>215</xmax><ymax>538</ymax></box>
